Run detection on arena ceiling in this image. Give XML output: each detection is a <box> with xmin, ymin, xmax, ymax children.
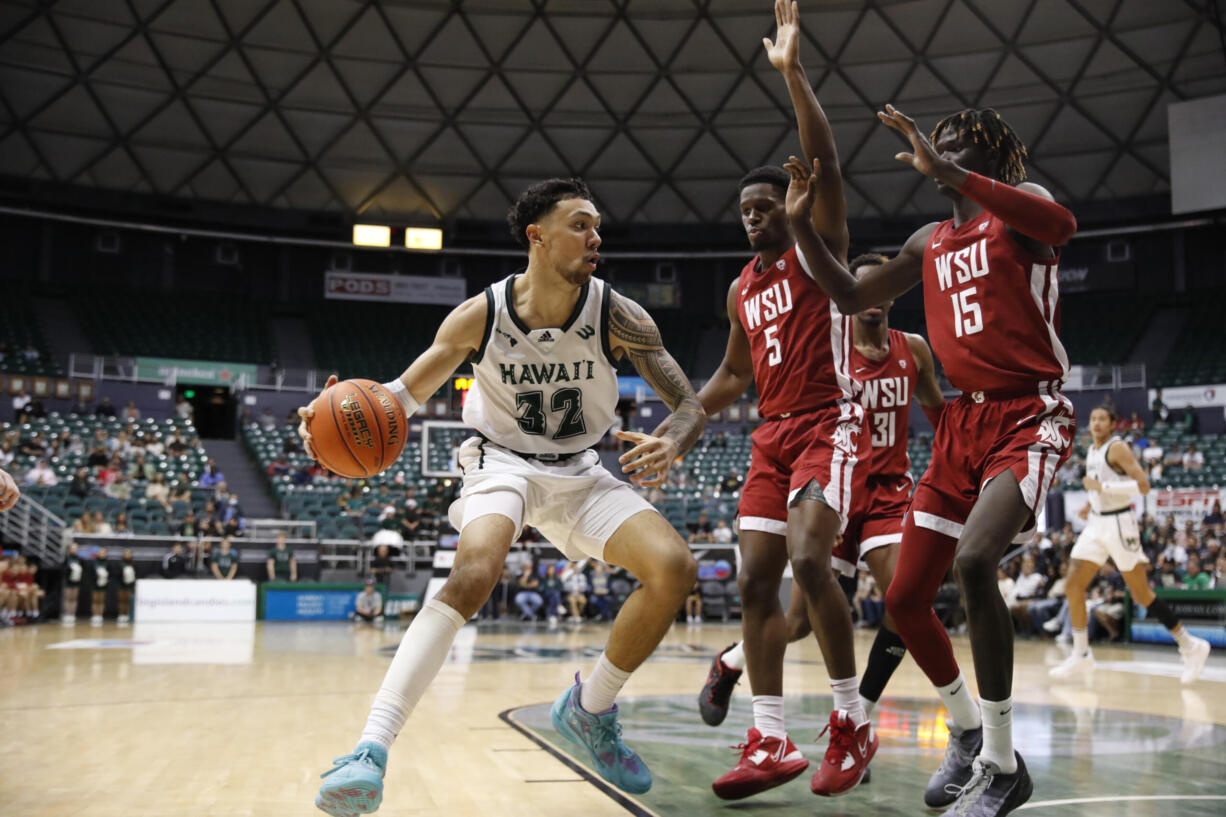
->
<box><xmin>1</xmin><ymin>0</ymin><xmax>1224</xmax><ymax>228</ymax></box>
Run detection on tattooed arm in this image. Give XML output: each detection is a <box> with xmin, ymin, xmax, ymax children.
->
<box><xmin>606</xmin><ymin>290</ymin><xmax>706</xmax><ymax>486</ymax></box>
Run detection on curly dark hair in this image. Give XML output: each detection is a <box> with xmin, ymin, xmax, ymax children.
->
<box><xmin>507</xmin><ymin>178</ymin><xmax>593</xmax><ymax>248</ymax></box>
<box><xmin>930</xmin><ymin>108</ymin><xmax>1029</xmax><ymax>186</ymax></box>
<box><xmin>738</xmin><ymin>165</ymin><xmax>790</xmax><ymax>196</ymax></box>
<box><xmin>849</xmin><ymin>252</ymin><xmax>889</xmax><ymax>274</ymax></box>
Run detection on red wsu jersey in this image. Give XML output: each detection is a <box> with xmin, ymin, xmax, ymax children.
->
<box><xmin>736</xmin><ymin>245</ymin><xmax>857</xmax><ymax>419</ymax></box>
<box><xmin>922</xmin><ymin>212</ymin><xmax>1069</xmax><ymax>395</ymax></box>
<box><xmin>851</xmin><ymin>328</ymin><xmax>916</xmax><ymax>481</ymax></box>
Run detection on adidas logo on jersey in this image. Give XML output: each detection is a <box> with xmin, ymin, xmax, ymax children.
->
<box><xmin>536</xmin><ymin>330</ymin><xmax>555</xmax><ymax>343</ymax></box>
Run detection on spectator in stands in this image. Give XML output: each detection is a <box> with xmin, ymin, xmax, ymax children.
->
<box><xmin>266</xmin><ymin>534</ymin><xmax>297</xmax><ymax>582</ymax></box>
<box><xmin>589</xmin><ymin>562</ymin><xmax>612</xmax><ymax>621</ymax></box>
<box><xmin>1151</xmin><ymin>389</ymin><xmax>1168</xmax><ymax>424</ymax></box>
<box><xmin>91</xmin><ymin>510</ymin><xmax>113</xmax><ymax>536</ymax></box>
<box><xmin>398</xmin><ymin>500</ymin><xmax>421</xmax><ymax>540</ymax></box>
<box><xmin>542</xmin><ymin>563</ymin><xmax>564</xmax><ymax>626</ymax></box>
<box><xmin>210</xmin><ymin>537</ymin><xmax>240</xmax><ymax>580</ymax></box>
<box><xmin>214</xmin><ymin>481</ymin><xmax>232</xmax><ymax>504</ymax></box>
<box><xmin>563</xmin><ymin>562</ymin><xmax>589</xmax><ymax>622</ymax></box>
<box><xmin>199</xmin><ymin>460</ymin><xmax>225</xmax><ymax>488</ymax></box>
<box><xmin>20</xmin><ymin>433</ymin><xmax>48</xmax><ymax>458</ymax></box>
<box><xmin>71</xmin><ymin>513</ymin><xmax>96</xmax><ymax>537</ymax></box>
<box><xmin>24</xmin><ymin>458</ymin><xmax>57</xmax><ymax>487</ymax></box>
<box><xmin>1183</xmin><ymin>553</ymin><xmax>1212</xmax><ymax>590</ymax></box>
<box><xmin>97</xmin><ymin>456</ymin><xmax>123</xmax><ymax>490</ymax></box>
<box><xmin>161</xmin><ymin>542</ymin><xmax>187</xmax><ymax>578</ymax></box>
<box><xmin>1007</xmin><ymin>557</ymin><xmax>1047</xmax><ymax>627</ymax></box>
<box><xmin>687</xmin><ymin>512</ymin><xmax>713</xmax><ymax>543</ymax></box>
<box><xmin>11</xmin><ymin>389</ymin><xmax>30</xmax><ymax>422</ymax></box>
<box><xmin>143</xmin><ymin>432</ymin><xmax>164</xmax><ymax>458</ymax></box>
<box><xmin>146</xmin><ymin>473</ymin><xmax>172</xmax><ymax>512</ymax></box>
<box><xmin>267</xmin><ymin>455</ymin><xmax>291</xmax><ymax>477</ymax></box>
<box><xmin>201</xmin><ymin>500</ymin><xmax>222</xmax><ymax>526</ymax></box>
<box><xmin>95</xmin><ymin>396</ymin><xmax>117</xmax><ymax>418</ymax></box>
<box><xmin>1203</xmin><ymin>501</ymin><xmax>1224</xmax><ymax>537</ymax></box>
<box><xmin>1126</xmin><ymin>412</ymin><xmax>1144</xmax><ymax>433</ymax></box>
<box><xmin>853</xmin><ymin>571</ymin><xmax>883</xmax><ymax>628</ymax></box>
<box><xmin>166</xmin><ymin>433</ymin><xmax>189</xmax><ymax>457</ymax></box>
<box><xmin>1092</xmin><ymin>570</ymin><xmax>1128</xmax><ymax>641</ymax></box>
<box><xmin>259</xmin><ymin>408</ymin><xmax>277</xmax><ymax>431</ymax></box>
<box><xmin>997</xmin><ymin>566</ymin><xmax>1015</xmax><ymax>602</ymax></box>
<box><xmin>24</xmin><ymin>396</ymin><xmax>46</xmax><ymax>420</ymax></box>
<box><xmin>90</xmin><ymin>547</ymin><xmax>111</xmax><ymax>626</ymax></box>
<box><xmin>353</xmin><ymin>579</ymin><xmax>383</xmax><ymax>624</ymax></box>
<box><xmin>104</xmin><ymin>472</ymin><xmax>132</xmax><ymax>502</ymax></box>
<box><xmin>1181</xmin><ymin>405</ymin><xmax>1199</xmax><ymax>434</ymax></box>
<box><xmin>685</xmin><ymin>577</ymin><xmax>703</xmax><ymax>624</ymax></box>
<box><xmin>1182</xmin><ymin>444</ymin><xmax>1204</xmax><ymax>471</ymax></box>
<box><xmin>112</xmin><ymin>512</ymin><xmax>133</xmax><ymax>536</ymax></box>
<box><xmin>174</xmin><ymin>395</ymin><xmax>194</xmax><ymax>421</ymax></box>
<box><xmin>282</xmin><ymin>433</ymin><xmax>301</xmax><ymax>455</ymax></box>
<box><xmin>371</xmin><ymin>544</ymin><xmax>396</xmax><ymax>587</ymax></box>
<box><xmin>1030</xmin><ymin>561</ymin><xmax>1068</xmax><ymax>635</ymax></box>
<box><xmin>64</xmin><ymin>433</ymin><xmax>84</xmax><ymax>458</ymax></box>
<box><xmin>1157</xmin><ymin>556</ymin><xmax>1182</xmax><ymax>588</ymax></box>
<box><xmin>292</xmin><ymin>464</ymin><xmax>314</xmax><ymax>486</ymax></box>
<box><xmin>222</xmin><ymin>494</ymin><xmax>245</xmax><ymax>530</ymax></box>
<box><xmin>512</xmin><ymin>563</ymin><xmax>543</xmax><ymax>620</ymax></box>
<box><xmin>1215</xmin><ymin>555</ymin><xmax>1226</xmax><ymax>588</ymax></box>
<box><xmin>711</xmin><ymin>518</ymin><xmax>734</xmax><ymax>544</ymax></box>
<box><xmin>176</xmin><ymin>510</ymin><xmax>201</xmax><ymax>538</ymax></box>
<box><xmin>1175</xmin><ymin>520</ymin><xmax>1198</xmax><ymax>550</ymax></box>
<box><xmin>121</xmin><ymin>400</ymin><xmax>141</xmax><ymax>421</ymax></box>
<box><xmin>69</xmin><ymin>467</ymin><xmax>92</xmax><ymax>499</ymax></box>
<box><xmin>720</xmin><ymin>470</ymin><xmax>742</xmax><ymax>494</ymax></box>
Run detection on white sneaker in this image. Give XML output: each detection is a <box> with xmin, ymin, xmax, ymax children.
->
<box><xmin>1179</xmin><ymin>636</ymin><xmax>1211</xmax><ymax>684</ymax></box>
<box><xmin>61</xmin><ymin>614</ymin><xmax>75</xmax><ymax>625</ymax></box>
<box><xmin>1050</xmin><ymin>648</ymin><xmax>1094</xmax><ymax>679</ymax></box>
<box><xmin>547</xmin><ymin>615</ymin><xmax>558</xmax><ymax>627</ymax></box>
<box><xmin>1055</xmin><ymin>631</ymin><xmax>1072</xmax><ymax>645</ymax></box>
<box><xmin>90</xmin><ymin>615</ymin><xmax>103</xmax><ymax>627</ymax></box>
<box><xmin>1042</xmin><ymin>617</ymin><xmax>1062</xmax><ymax>633</ymax></box>
<box><xmin>117</xmin><ymin>614</ymin><xmax>130</xmax><ymax>625</ymax></box>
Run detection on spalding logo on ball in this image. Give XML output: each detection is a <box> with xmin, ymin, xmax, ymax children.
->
<box><xmin>308</xmin><ymin>379</ymin><xmax>407</xmax><ymax>478</ymax></box>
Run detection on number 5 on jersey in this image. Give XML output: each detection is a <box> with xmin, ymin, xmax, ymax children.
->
<box><xmin>764</xmin><ymin>325</ymin><xmax>782</xmax><ymax>367</ymax></box>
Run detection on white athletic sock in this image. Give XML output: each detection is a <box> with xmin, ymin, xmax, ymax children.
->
<box><xmin>830</xmin><ymin>676</ymin><xmax>867</xmax><ymax>726</ymax></box>
<box><xmin>721</xmin><ymin>641</ymin><xmax>746</xmax><ymax>671</ymax></box>
<box><xmin>752</xmin><ymin>695</ymin><xmax>786</xmax><ymax>740</ymax></box>
<box><xmin>860</xmin><ymin>695</ymin><xmax>876</xmax><ymax>718</ymax></box>
<box><xmin>359</xmin><ymin>598</ymin><xmax>466</xmax><ymax>751</ymax></box>
<box><xmin>979</xmin><ymin>697</ymin><xmax>1018</xmax><ymax>774</ymax></box>
<box><xmin>1170</xmin><ymin>624</ymin><xmax>1192</xmax><ymax>649</ymax></box>
<box><xmin>579</xmin><ymin>652</ymin><xmax>632</xmax><ymax>714</ymax></box>
<box><xmin>1072</xmin><ymin>627</ymin><xmax>1089</xmax><ymax>655</ymax></box>
<box><xmin>937</xmin><ymin>672</ymin><xmax>982</xmax><ymax>732</ymax></box>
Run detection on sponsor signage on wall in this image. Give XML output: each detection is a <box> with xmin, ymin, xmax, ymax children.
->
<box><xmin>1149</xmin><ymin>384</ymin><xmax>1226</xmax><ymax>409</ymax></box>
<box><xmin>325</xmin><ymin>271</ymin><xmax>466</xmax><ymax>305</ymax></box>
<box><xmin>135</xmin><ymin>357</ymin><xmax>258</xmax><ymax>385</ymax></box>
<box><xmin>134</xmin><ymin>579</ymin><xmax>256</xmax><ymax>622</ymax></box>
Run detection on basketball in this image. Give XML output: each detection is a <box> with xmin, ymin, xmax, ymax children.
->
<box><xmin>307</xmin><ymin>379</ymin><xmax>407</xmax><ymax>479</ymax></box>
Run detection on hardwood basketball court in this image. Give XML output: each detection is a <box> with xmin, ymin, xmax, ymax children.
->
<box><xmin>3</xmin><ymin>620</ymin><xmax>1223</xmax><ymax>816</ymax></box>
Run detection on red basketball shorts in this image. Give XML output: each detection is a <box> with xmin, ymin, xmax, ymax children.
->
<box><xmin>832</xmin><ymin>473</ymin><xmax>913</xmax><ymax>576</ymax></box>
<box><xmin>909</xmin><ymin>387</ymin><xmax>1075</xmax><ymax>545</ymax></box>
<box><xmin>736</xmin><ymin>402</ymin><xmax>866</xmax><ymax>539</ymax></box>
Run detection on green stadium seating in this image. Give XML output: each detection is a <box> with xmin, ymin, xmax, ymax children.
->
<box><xmin>0</xmin><ymin>293</ymin><xmax>62</xmax><ymax>377</ymax></box>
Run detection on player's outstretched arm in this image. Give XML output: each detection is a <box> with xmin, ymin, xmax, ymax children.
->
<box><xmin>0</xmin><ymin>467</ymin><xmax>18</xmax><ymax>511</ymax></box>
<box><xmin>764</xmin><ymin>0</ymin><xmax>848</xmax><ymax>263</ymax></box>
<box><xmin>783</xmin><ymin>155</ymin><xmax>927</xmax><ymax>314</ymax></box>
<box><xmin>877</xmin><ymin>103</ymin><xmax>1076</xmax><ymax>250</ymax></box>
<box><xmin>905</xmin><ymin>333</ymin><xmax>947</xmax><ymax>429</ymax></box>
<box><xmin>297</xmin><ymin>295</ymin><xmax>487</xmax><ymax>460</ymax></box>
<box><xmin>606</xmin><ymin>291</ymin><xmax>706</xmax><ymax>487</ymax></box>
<box><xmin>1104</xmin><ymin>440</ymin><xmax>1151</xmax><ymax>496</ymax></box>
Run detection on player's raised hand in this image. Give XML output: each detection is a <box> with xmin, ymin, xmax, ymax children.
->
<box><xmin>783</xmin><ymin>155</ymin><xmax>820</xmax><ymax>222</ymax></box>
<box><xmin>878</xmin><ymin>103</ymin><xmax>945</xmax><ymax>178</ymax></box>
<box><xmin>763</xmin><ymin>0</ymin><xmax>801</xmax><ymax>73</ymax></box>
<box><xmin>297</xmin><ymin>374</ymin><xmax>339</xmax><ymax>461</ymax></box>
<box><xmin>0</xmin><ymin>467</ymin><xmax>20</xmax><ymax>512</ymax></box>
<box><xmin>616</xmin><ymin>430</ymin><xmax>680</xmax><ymax>488</ymax></box>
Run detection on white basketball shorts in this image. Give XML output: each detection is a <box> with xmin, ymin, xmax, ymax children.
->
<box><xmin>447</xmin><ymin>436</ymin><xmax>654</xmax><ymax>561</ymax></box>
<box><xmin>1071</xmin><ymin>510</ymin><xmax>1147</xmax><ymax>572</ymax></box>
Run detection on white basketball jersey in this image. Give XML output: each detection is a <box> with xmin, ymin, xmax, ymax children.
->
<box><xmin>463</xmin><ymin>274</ymin><xmax>619</xmax><ymax>455</ymax></box>
<box><xmin>1085</xmin><ymin>435</ymin><xmax>1131</xmax><ymax>513</ymax></box>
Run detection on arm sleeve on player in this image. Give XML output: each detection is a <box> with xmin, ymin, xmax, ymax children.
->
<box><xmin>921</xmin><ymin>401</ymin><xmax>945</xmax><ymax>430</ymax></box>
<box><xmin>1100</xmin><ymin>479</ymin><xmax>1140</xmax><ymax>496</ymax></box>
<box><xmin>958</xmin><ymin>172</ymin><xmax>1077</xmax><ymax>246</ymax></box>
<box><xmin>382</xmin><ymin>379</ymin><xmax>421</xmax><ymax>416</ymax></box>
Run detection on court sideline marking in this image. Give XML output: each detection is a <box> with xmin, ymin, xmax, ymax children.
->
<box><xmin>1019</xmin><ymin>795</ymin><xmax>1226</xmax><ymax>809</ymax></box>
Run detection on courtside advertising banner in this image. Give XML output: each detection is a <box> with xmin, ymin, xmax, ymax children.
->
<box><xmin>134</xmin><ymin>579</ymin><xmax>256</xmax><ymax>622</ymax></box>
<box><xmin>325</xmin><ymin>271</ymin><xmax>466</xmax><ymax>305</ymax></box>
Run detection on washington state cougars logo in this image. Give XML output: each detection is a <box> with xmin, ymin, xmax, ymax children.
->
<box><xmin>831</xmin><ymin>420</ymin><xmax>861</xmax><ymax>453</ymax></box>
<box><xmin>1036</xmin><ymin>415</ymin><xmax>1074</xmax><ymax>450</ymax></box>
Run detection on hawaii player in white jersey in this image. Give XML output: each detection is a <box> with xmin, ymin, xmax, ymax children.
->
<box><xmin>1050</xmin><ymin>405</ymin><xmax>1210</xmax><ymax>682</ymax></box>
<box><xmin>300</xmin><ymin>178</ymin><xmax>706</xmax><ymax>816</ymax></box>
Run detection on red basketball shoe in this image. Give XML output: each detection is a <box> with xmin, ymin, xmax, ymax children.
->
<box><xmin>810</xmin><ymin>710</ymin><xmax>877</xmax><ymax>796</ymax></box>
<box><xmin>712</xmin><ymin>728</ymin><xmax>809</xmax><ymax>800</ymax></box>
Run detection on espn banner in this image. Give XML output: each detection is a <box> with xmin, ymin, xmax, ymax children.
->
<box><xmin>1064</xmin><ymin>487</ymin><xmax>1223</xmax><ymax>532</ymax></box>
<box><xmin>325</xmin><ymin>271</ymin><xmax>466</xmax><ymax>305</ymax></box>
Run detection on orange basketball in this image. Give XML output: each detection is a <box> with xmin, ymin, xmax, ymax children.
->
<box><xmin>307</xmin><ymin>379</ymin><xmax>407</xmax><ymax>479</ymax></box>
